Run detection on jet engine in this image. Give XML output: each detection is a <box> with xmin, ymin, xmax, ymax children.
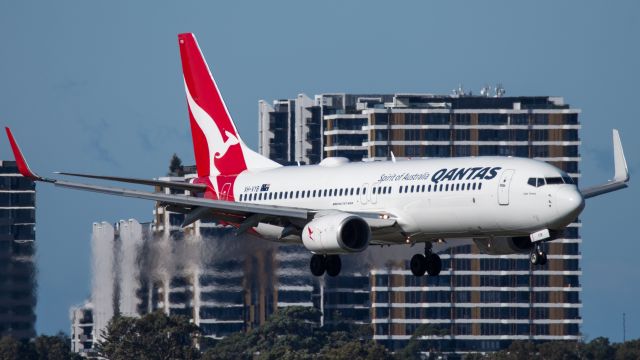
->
<box><xmin>473</xmin><ymin>236</ymin><xmax>534</xmax><ymax>255</ymax></box>
<box><xmin>302</xmin><ymin>213</ymin><xmax>370</xmax><ymax>254</ymax></box>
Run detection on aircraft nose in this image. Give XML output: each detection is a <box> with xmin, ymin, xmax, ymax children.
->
<box><xmin>556</xmin><ymin>186</ymin><xmax>585</xmax><ymax>222</ymax></box>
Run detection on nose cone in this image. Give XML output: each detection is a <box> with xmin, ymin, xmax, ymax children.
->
<box><xmin>556</xmin><ymin>186</ymin><xmax>585</xmax><ymax>223</ymax></box>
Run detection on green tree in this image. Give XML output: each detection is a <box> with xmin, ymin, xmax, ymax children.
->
<box><xmin>486</xmin><ymin>340</ymin><xmax>537</xmax><ymax>360</ymax></box>
<box><xmin>319</xmin><ymin>340</ymin><xmax>391</xmax><ymax>360</ymax></box>
<box><xmin>34</xmin><ymin>332</ymin><xmax>83</xmax><ymax>360</ymax></box>
<box><xmin>614</xmin><ymin>339</ymin><xmax>640</xmax><ymax>360</ymax></box>
<box><xmin>204</xmin><ymin>306</ymin><xmax>391</xmax><ymax>360</ymax></box>
<box><xmin>97</xmin><ymin>311</ymin><xmax>201</xmax><ymax>360</ymax></box>
<box><xmin>537</xmin><ymin>341</ymin><xmax>580</xmax><ymax>360</ymax></box>
<box><xmin>583</xmin><ymin>337</ymin><xmax>615</xmax><ymax>360</ymax></box>
<box><xmin>0</xmin><ymin>336</ymin><xmax>32</xmax><ymax>360</ymax></box>
<box><xmin>168</xmin><ymin>153</ymin><xmax>184</xmax><ymax>176</ymax></box>
<box><xmin>395</xmin><ymin>324</ymin><xmax>448</xmax><ymax>360</ymax></box>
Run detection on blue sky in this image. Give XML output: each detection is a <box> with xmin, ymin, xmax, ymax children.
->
<box><xmin>0</xmin><ymin>1</ymin><xmax>638</xmax><ymax>341</ymax></box>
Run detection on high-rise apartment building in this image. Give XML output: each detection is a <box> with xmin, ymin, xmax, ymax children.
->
<box><xmin>0</xmin><ymin>160</ymin><xmax>36</xmax><ymax>339</ymax></box>
<box><xmin>148</xmin><ymin>174</ymin><xmax>316</xmax><ymax>338</ymax></box>
<box><xmin>259</xmin><ymin>90</ymin><xmax>582</xmax><ymax>354</ymax></box>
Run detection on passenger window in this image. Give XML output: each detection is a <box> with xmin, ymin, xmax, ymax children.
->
<box><xmin>439</xmin><ymin>184</ymin><xmax>443</xmax><ymax>192</ymax></box>
<box><xmin>356</xmin><ymin>188</ymin><xmax>360</xmax><ymax>195</ymax></box>
<box><xmin>363</xmin><ymin>187</ymin><xmax>367</xmax><ymax>195</ymax></box>
<box><xmin>373</xmin><ymin>187</ymin><xmax>377</xmax><ymax>195</ymax></box>
<box><xmin>306</xmin><ymin>190</ymin><xmax>310</xmax><ymax>197</ymax></box>
<box><xmin>350</xmin><ymin>188</ymin><xmax>354</xmax><ymax>196</ymax></box>
<box><xmin>399</xmin><ymin>186</ymin><xmax>403</xmax><ymax>194</ymax></box>
<box><xmin>428</xmin><ymin>185</ymin><xmax>431</xmax><ymax>192</ymax></box>
<box><xmin>339</xmin><ymin>189</ymin><xmax>343</xmax><ymax>196</ymax></box>
<box><xmin>445</xmin><ymin>184</ymin><xmax>449</xmax><ymax>191</ymax></box>
<box><xmin>472</xmin><ymin>183</ymin><xmax>476</xmax><ymax>190</ymax></box>
<box><xmin>478</xmin><ymin>183</ymin><xmax>483</xmax><ymax>190</ymax></box>
<box><xmin>295</xmin><ymin>191</ymin><xmax>299</xmax><ymax>198</ymax></box>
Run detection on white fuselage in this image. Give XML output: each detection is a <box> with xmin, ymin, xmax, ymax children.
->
<box><xmin>228</xmin><ymin>156</ymin><xmax>584</xmax><ymax>245</ymax></box>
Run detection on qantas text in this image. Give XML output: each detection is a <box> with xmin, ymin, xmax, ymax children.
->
<box><xmin>431</xmin><ymin>167</ymin><xmax>502</xmax><ymax>184</ymax></box>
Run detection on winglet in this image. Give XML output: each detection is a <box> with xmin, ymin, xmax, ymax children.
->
<box><xmin>581</xmin><ymin>129</ymin><xmax>630</xmax><ymax>199</ymax></box>
<box><xmin>4</xmin><ymin>127</ymin><xmax>45</xmax><ymax>181</ymax></box>
<box><xmin>612</xmin><ymin>129</ymin><xmax>629</xmax><ymax>182</ymax></box>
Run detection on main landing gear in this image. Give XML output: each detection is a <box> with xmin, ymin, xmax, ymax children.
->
<box><xmin>410</xmin><ymin>243</ymin><xmax>442</xmax><ymax>277</ymax></box>
<box><xmin>530</xmin><ymin>243</ymin><xmax>548</xmax><ymax>266</ymax></box>
<box><xmin>310</xmin><ymin>254</ymin><xmax>342</xmax><ymax>277</ymax></box>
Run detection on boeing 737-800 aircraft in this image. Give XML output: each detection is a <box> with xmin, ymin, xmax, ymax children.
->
<box><xmin>5</xmin><ymin>33</ymin><xmax>630</xmax><ymax>277</ymax></box>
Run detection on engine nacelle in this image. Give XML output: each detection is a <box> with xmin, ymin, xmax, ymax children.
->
<box><xmin>302</xmin><ymin>213</ymin><xmax>370</xmax><ymax>254</ymax></box>
<box><xmin>473</xmin><ymin>236</ymin><xmax>534</xmax><ymax>255</ymax></box>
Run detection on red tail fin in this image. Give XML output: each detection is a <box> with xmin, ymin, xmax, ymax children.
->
<box><xmin>178</xmin><ymin>33</ymin><xmax>279</xmax><ymax>180</ymax></box>
<box><xmin>178</xmin><ymin>33</ymin><xmax>246</xmax><ymax>179</ymax></box>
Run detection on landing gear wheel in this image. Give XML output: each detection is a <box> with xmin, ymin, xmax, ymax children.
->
<box><xmin>426</xmin><ymin>253</ymin><xmax>442</xmax><ymax>276</ymax></box>
<box><xmin>325</xmin><ymin>255</ymin><xmax>342</xmax><ymax>277</ymax></box>
<box><xmin>530</xmin><ymin>251</ymin><xmax>539</xmax><ymax>265</ymax></box>
<box><xmin>538</xmin><ymin>252</ymin><xmax>548</xmax><ymax>266</ymax></box>
<box><xmin>410</xmin><ymin>254</ymin><xmax>427</xmax><ymax>276</ymax></box>
<box><xmin>530</xmin><ymin>246</ymin><xmax>548</xmax><ymax>266</ymax></box>
<box><xmin>310</xmin><ymin>254</ymin><xmax>326</xmax><ymax>276</ymax></box>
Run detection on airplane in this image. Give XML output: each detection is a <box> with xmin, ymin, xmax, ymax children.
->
<box><xmin>4</xmin><ymin>33</ymin><xmax>630</xmax><ymax>277</ymax></box>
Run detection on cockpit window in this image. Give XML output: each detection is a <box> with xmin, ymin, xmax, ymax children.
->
<box><xmin>527</xmin><ymin>177</ymin><xmax>547</xmax><ymax>187</ymax></box>
<box><xmin>562</xmin><ymin>176</ymin><xmax>574</xmax><ymax>184</ymax></box>
<box><xmin>545</xmin><ymin>177</ymin><xmax>564</xmax><ymax>185</ymax></box>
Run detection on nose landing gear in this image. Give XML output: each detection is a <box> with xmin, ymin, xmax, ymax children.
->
<box><xmin>530</xmin><ymin>244</ymin><xmax>548</xmax><ymax>266</ymax></box>
<box><xmin>410</xmin><ymin>243</ymin><xmax>442</xmax><ymax>276</ymax></box>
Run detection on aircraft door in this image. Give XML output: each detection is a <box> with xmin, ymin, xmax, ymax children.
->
<box><xmin>370</xmin><ymin>182</ymin><xmax>379</xmax><ymax>204</ymax></box>
<box><xmin>360</xmin><ymin>183</ymin><xmax>368</xmax><ymax>204</ymax></box>
<box><xmin>497</xmin><ymin>169</ymin><xmax>515</xmax><ymax>205</ymax></box>
<box><xmin>221</xmin><ymin>182</ymin><xmax>232</xmax><ymax>201</ymax></box>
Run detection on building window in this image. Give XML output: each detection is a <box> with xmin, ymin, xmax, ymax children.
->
<box><xmin>511</xmin><ymin>114</ymin><xmax>529</xmax><ymax>125</ymax></box>
<box><xmin>532</xmin><ymin>114</ymin><xmax>548</xmax><ymax>125</ymax></box>
<box><xmin>454</xmin><ymin>114</ymin><xmax>471</xmax><ymax>125</ymax></box>
<box><xmin>478</xmin><ymin>114</ymin><xmax>508</xmax><ymax>125</ymax></box>
<box><xmin>426</xmin><ymin>113</ymin><xmax>450</xmax><ymax>125</ymax></box>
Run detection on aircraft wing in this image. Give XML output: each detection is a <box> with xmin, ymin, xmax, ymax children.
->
<box><xmin>5</xmin><ymin>127</ymin><xmax>397</xmax><ymax>231</ymax></box>
<box><xmin>581</xmin><ymin>129</ymin><xmax>630</xmax><ymax>199</ymax></box>
<box><xmin>55</xmin><ymin>171</ymin><xmax>208</xmax><ymax>193</ymax></box>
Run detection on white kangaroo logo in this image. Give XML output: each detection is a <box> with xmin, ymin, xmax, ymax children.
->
<box><xmin>185</xmin><ymin>81</ymin><xmax>241</xmax><ymax>196</ymax></box>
